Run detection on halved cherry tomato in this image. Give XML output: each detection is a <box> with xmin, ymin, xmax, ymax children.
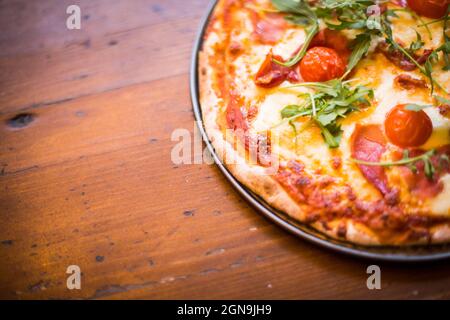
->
<box><xmin>407</xmin><ymin>0</ymin><xmax>449</xmax><ymax>19</ymax></box>
<box><xmin>384</xmin><ymin>104</ymin><xmax>433</xmax><ymax>147</ymax></box>
<box><xmin>300</xmin><ymin>47</ymin><xmax>346</xmax><ymax>82</ymax></box>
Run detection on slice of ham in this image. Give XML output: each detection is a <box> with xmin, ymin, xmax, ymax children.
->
<box><xmin>254</xmin><ymin>51</ymin><xmax>301</xmax><ymax>88</ymax></box>
<box><xmin>352</xmin><ymin>124</ymin><xmax>399</xmax><ymax>204</ymax></box>
<box><xmin>226</xmin><ymin>94</ymin><xmax>248</xmax><ymax>131</ymax></box>
<box><xmin>250</xmin><ymin>12</ymin><xmax>287</xmax><ymax>45</ymax></box>
<box><xmin>394</xmin><ymin>74</ymin><xmax>428</xmax><ymax>90</ymax></box>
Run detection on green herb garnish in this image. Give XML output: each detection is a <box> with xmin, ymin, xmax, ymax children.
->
<box><xmin>435</xmin><ymin>95</ymin><xmax>450</xmax><ymax>105</ymax></box>
<box><xmin>270</xmin><ymin>1</ymin><xmax>449</xmax><ymax>94</ymax></box>
<box><xmin>343</xmin><ymin>33</ymin><xmax>372</xmax><ymax>78</ymax></box>
<box><xmin>404</xmin><ymin>103</ymin><xmax>433</xmax><ymax>111</ymax></box>
<box><xmin>352</xmin><ymin>149</ymin><xmax>448</xmax><ymax>180</ymax></box>
<box><xmin>279</xmin><ymin>79</ymin><xmax>374</xmax><ymax>148</ymax></box>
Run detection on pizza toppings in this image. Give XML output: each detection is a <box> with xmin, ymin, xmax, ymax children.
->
<box><xmin>439</xmin><ymin>104</ymin><xmax>450</xmax><ymax>118</ymax></box>
<box><xmin>226</xmin><ymin>95</ymin><xmax>248</xmax><ymax>131</ymax></box>
<box><xmin>351</xmin><ymin>124</ymin><xmax>399</xmax><ymax>202</ymax></box>
<box><xmin>279</xmin><ymin>80</ymin><xmax>374</xmax><ymax>148</ymax></box>
<box><xmin>377</xmin><ymin>42</ymin><xmax>434</xmax><ymax>72</ymax></box>
<box><xmin>435</xmin><ymin>96</ymin><xmax>450</xmax><ymax>119</ymax></box>
<box><xmin>407</xmin><ymin>0</ymin><xmax>450</xmax><ymax>19</ymax></box>
<box><xmin>353</xmin><ymin>146</ymin><xmax>450</xmax><ymax>200</ymax></box>
<box><xmin>377</xmin><ymin>42</ymin><xmax>417</xmax><ymax>71</ymax></box>
<box><xmin>255</xmin><ymin>28</ymin><xmax>351</xmax><ymax>87</ymax></box>
<box><xmin>300</xmin><ymin>47</ymin><xmax>346</xmax><ymax>82</ymax></box>
<box><xmin>353</xmin><ymin>148</ymin><xmax>440</xmax><ymax>179</ymax></box>
<box><xmin>266</xmin><ymin>0</ymin><xmax>449</xmax><ymax>94</ymax></box>
<box><xmin>254</xmin><ymin>51</ymin><xmax>300</xmax><ymax>88</ymax></box>
<box><xmin>250</xmin><ymin>11</ymin><xmax>287</xmax><ymax>45</ymax></box>
<box><xmin>228</xmin><ymin>41</ymin><xmax>243</xmax><ymax>55</ymax></box>
<box><xmin>384</xmin><ymin>104</ymin><xmax>433</xmax><ymax>148</ymax></box>
<box><xmin>394</xmin><ymin>74</ymin><xmax>428</xmax><ymax>90</ymax></box>
<box><xmin>397</xmin><ymin>146</ymin><xmax>450</xmax><ymax>198</ymax></box>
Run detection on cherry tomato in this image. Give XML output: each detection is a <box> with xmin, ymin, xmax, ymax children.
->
<box><xmin>384</xmin><ymin>104</ymin><xmax>433</xmax><ymax>148</ymax></box>
<box><xmin>300</xmin><ymin>47</ymin><xmax>346</xmax><ymax>82</ymax></box>
<box><xmin>407</xmin><ymin>0</ymin><xmax>449</xmax><ymax>19</ymax></box>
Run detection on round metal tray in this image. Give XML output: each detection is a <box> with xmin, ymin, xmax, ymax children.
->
<box><xmin>189</xmin><ymin>0</ymin><xmax>450</xmax><ymax>262</ymax></box>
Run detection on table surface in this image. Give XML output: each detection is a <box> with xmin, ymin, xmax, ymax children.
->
<box><xmin>1</xmin><ymin>0</ymin><xmax>450</xmax><ymax>300</ymax></box>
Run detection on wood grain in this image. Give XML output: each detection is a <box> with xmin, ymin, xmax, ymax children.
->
<box><xmin>1</xmin><ymin>0</ymin><xmax>450</xmax><ymax>300</ymax></box>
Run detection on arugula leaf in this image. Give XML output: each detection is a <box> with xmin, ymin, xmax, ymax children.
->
<box><xmin>317</xmin><ymin>0</ymin><xmax>376</xmax><ymax>30</ymax></box>
<box><xmin>271</xmin><ymin>0</ymin><xmax>315</xmax><ymax>17</ymax></box>
<box><xmin>342</xmin><ymin>33</ymin><xmax>372</xmax><ymax>79</ymax></box>
<box><xmin>284</xmin><ymin>15</ymin><xmax>313</xmax><ymax>26</ymax></box>
<box><xmin>424</xmin><ymin>51</ymin><xmax>439</xmax><ymax>94</ymax></box>
<box><xmin>404</xmin><ymin>104</ymin><xmax>433</xmax><ymax>111</ymax></box>
<box><xmin>326</xmin><ymin>19</ymin><xmax>366</xmax><ymax>30</ymax></box>
<box><xmin>438</xmin><ymin>5</ymin><xmax>450</xmax><ymax>71</ymax></box>
<box><xmin>318</xmin><ymin>121</ymin><xmax>342</xmax><ymax>148</ymax></box>
<box><xmin>317</xmin><ymin>112</ymin><xmax>338</xmax><ymax>126</ymax></box>
<box><xmin>288</xmin><ymin>119</ymin><xmax>299</xmax><ymax>151</ymax></box>
<box><xmin>271</xmin><ymin>0</ymin><xmax>317</xmax><ymax>27</ymax></box>
<box><xmin>279</xmin><ymin>80</ymin><xmax>374</xmax><ymax>148</ymax></box>
<box><xmin>435</xmin><ymin>95</ymin><xmax>450</xmax><ymax>105</ymax></box>
<box><xmin>281</xmin><ymin>105</ymin><xmax>303</xmax><ymax>118</ymax></box>
<box><xmin>409</xmin><ymin>31</ymin><xmax>424</xmax><ymax>52</ymax></box>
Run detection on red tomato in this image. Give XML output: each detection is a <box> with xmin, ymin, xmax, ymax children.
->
<box><xmin>407</xmin><ymin>0</ymin><xmax>449</xmax><ymax>19</ymax></box>
<box><xmin>384</xmin><ymin>104</ymin><xmax>433</xmax><ymax>147</ymax></box>
<box><xmin>300</xmin><ymin>47</ymin><xmax>346</xmax><ymax>82</ymax></box>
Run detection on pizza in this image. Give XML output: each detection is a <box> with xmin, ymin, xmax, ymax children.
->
<box><xmin>198</xmin><ymin>0</ymin><xmax>450</xmax><ymax>246</ymax></box>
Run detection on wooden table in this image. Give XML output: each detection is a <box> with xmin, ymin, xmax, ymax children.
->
<box><xmin>1</xmin><ymin>0</ymin><xmax>450</xmax><ymax>300</ymax></box>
